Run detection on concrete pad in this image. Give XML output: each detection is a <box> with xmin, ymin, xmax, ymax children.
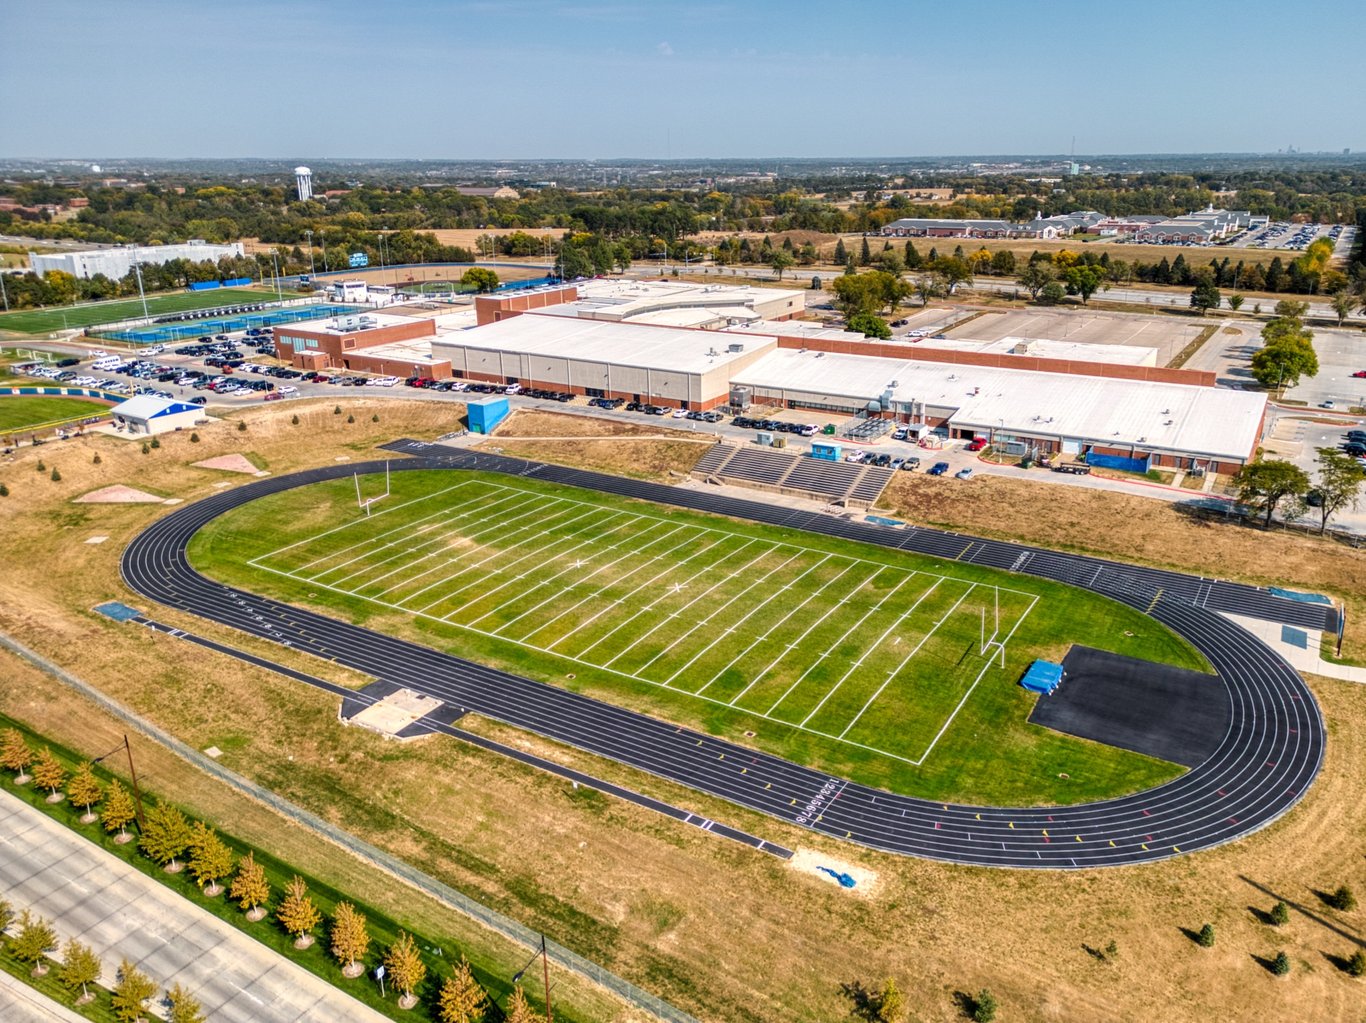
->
<box><xmin>1219</xmin><ymin>611</ymin><xmax>1366</xmax><ymax>683</ymax></box>
<box><xmin>84</xmin><ymin>535</ymin><xmax>108</xmax><ymax>544</ymax></box>
<box><xmin>349</xmin><ymin>687</ymin><xmax>445</xmax><ymax>738</ymax></box>
<box><xmin>192</xmin><ymin>453</ymin><xmax>259</xmax><ymax>474</ymax></box>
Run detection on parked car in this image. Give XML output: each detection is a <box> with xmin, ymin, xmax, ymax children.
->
<box><xmin>955</xmin><ymin>467</ymin><xmax>974</xmax><ymax>480</ymax></box>
<box><xmin>967</xmin><ymin>437</ymin><xmax>988</xmax><ymax>452</ymax></box>
<box><xmin>928</xmin><ymin>461</ymin><xmax>950</xmax><ymax>475</ymax></box>
<box><xmin>899</xmin><ymin>457</ymin><xmax>920</xmax><ymax>471</ymax></box>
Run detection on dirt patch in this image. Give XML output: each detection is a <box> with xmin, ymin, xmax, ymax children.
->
<box><xmin>192</xmin><ymin>454</ymin><xmax>259</xmax><ymax>474</ymax></box>
<box><xmin>73</xmin><ymin>484</ymin><xmax>166</xmax><ymax>503</ymax></box>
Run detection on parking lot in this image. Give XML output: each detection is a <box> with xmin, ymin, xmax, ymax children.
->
<box><xmin>1226</xmin><ymin>221</ymin><xmax>1353</xmax><ymax>253</ymax></box>
<box><xmin>944</xmin><ymin>308</ymin><xmax>1207</xmax><ymax>365</ymax></box>
<box><xmin>1283</xmin><ymin>326</ymin><xmax>1366</xmax><ymax>410</ymax></box>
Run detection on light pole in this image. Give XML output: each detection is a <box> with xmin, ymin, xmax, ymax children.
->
<box><xmin>0</xmin><ymin>271</ymin><xmax>8</xmax><ymax>312</ymax></box>
<box><xmin>134</xmin><ymin>262</ymin><xmax>149</xmax><ymax>321</ymax></box>
<box><xmin>304</xmin><ymin>229</ymin><xmax>316</xmax><ymax>279</ymax></box>
<box><xmin>511</xmin><ymin>934</ymin><xmax>553</xmax><ymax>1023</ymax></box>
<box><xmin>271</xmin><ymin>252</ymin><xmax>283</xmax><ymax>300</ymax></box>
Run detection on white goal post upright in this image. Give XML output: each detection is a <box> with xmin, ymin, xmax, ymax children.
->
<box><xmin>355</xmin><ymin>461</ymin><xmax>392</xmax><ymax>516</ymax></box>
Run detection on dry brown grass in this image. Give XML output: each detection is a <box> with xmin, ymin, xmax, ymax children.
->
<box><xmin>492</xmin><ymin>409</ymin><xmax>701</xmax><ymax>440</ymax></box>
<box><xmin>2</xmin><ymin>403</ymin><xmax>1364</xmax><ymax>1022</ymax></box>
<box><xmin>480</xmin><ymin>436</ymin><xmax>707</xmax><ymax>481</ymax></box>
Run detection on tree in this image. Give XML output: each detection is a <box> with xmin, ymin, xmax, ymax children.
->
<box><xmin>31</xmin><ymin>747</ymin><xmax>67</xmax><ymax>799</ymax></box>
<box><xmin>846</xmin><ymin>313</ymin><xmax>892</xmax><ymax>340</ymax></box>
<box><xmin>101</xmin><ymin>779</ymin><xmax>136</xmax><ymax>841</ymax></box>
<box><xmin>1274</xmin><ymin>299</ymin><xmax>1309</xmax><ymax>320</ymax></box>
<box><xmin>139</xmin><ymin>803</ymin><xmax>193</xmax><ymax>872</ymax></box>
<box><xmin>460</xmin><ymin>267</ymin><xmax>499</xmax><ymax>293</ymax></box>
<box><xmin>859</xmin><ymin>237</ymin><xmax>871</xmax><ymax>266</ymax></box>
<box><xmin>1346</xmin><ymin>949</ymin><xmax>1366</xmax><ymax>977</ymax></box>
<box><xmin>878</xmin><ymin>978</ymin><xmax>904</xmax><ymax>1022</ymax></box>
<box><xmin>1197</xmin><ymin>923</ymin><xmax>1215</xmax><ymax>947</ymax></box>
<box><xmin>66</xmin><ymin>762</ymin><xmax>103</xmax><ymax>821</ymax></box>
<box><xmin>769</xmin><ymin>250</ymin><xmax>795</xmax><ymax>281</ymax></box>
<box><xmin>1039</xmin><ymin>280</ymin><xmax>1067</xmax><ymax>305</ymax></box>
<box><xmin>384</xmin><ymin>930</ymin><xmax>427</xmax><ymax>1007</ymax></box>
<box><xmin>58</xmin><ymin>939</ymin><xmax>102</xmax><ymax>1004</ymax></box>
<box><xmin>1019</xmin><ymin>261</ymin><xmax>1056</xmax><ymax>300</ymax></box>
<box><xmin>932</xmin><ymin>256</ymin><xmax>973</xmax><ymax>294</ymax></box>
<box><xmin>1271</xmin><ymin>901</ymin><xmax>1290</xmax><ymax>926</ymax></box>
<box><xmin>187</xmin><ymin>822</ymin><xmax>234</xmax><ymax>895</ymax></box>
<box><xmin>0</xmin><ymin>894</ymin><xmax>12</xmax><ymax>934</ymax></box>
<box><xmin>1236</xmin><ymin>460</ymin><xmax>1311</xmax><ymax>527</ymax></box>
<box><xmin>876</xmin><ymin>250</ymin><xmax>904</xmax><ymax>277</ymax></box>
<box><xmin>229</xmin><ymin>851</ymin><xmax>271</xmax><ymax>920</ymax></box>
<box><xmin>1330</xmin><ymin>290</ymin><xmax>1358</xmax><ymax>325</ymax></box>
<box><xmin>1</xmin><ymin>727</ymin><xmax>34</xmax><ymax>782</ymax></box>
<box><xmin>1312</xmin><ymin>448</ymin><xmax>1366</xmax><ymax>534</ymax></box>
<box><xmin>1327</xmin><ymin>885</ymin><xmax>1357</xmax><ymax>911</ymax></box>
<box><xmin>11</xmin><ymin>910</ymin><xmax>58</xmax><ymax>972</ymax></box>
<box><xmin>111</xmin><ymin>958</ymin><xmax>157</xmax><ymax>1023</ymax></box>
<box><xmin>330</xmin><ymin>901</ymin><xmax>370</xmax><ymax>977</ymax></box>
<box><xmin>166</xmin><ymin>983</ymin><xmax>207</xmax><ymax>1023</ymax></box>
<box><xmin>1189</xmin><ymin>278</ymin><xmax>1222</xmax><ymax>316</ymax></box>
<box><xmin>1271</xmin><ymin>950</ymin><xmax>1291</xmax><ymax>976</ymax></box>
<box><xmin>1228</xmin><ymin>293</ymin><xmax>1245</xmax><ymax>311</ymax></box>
<box><xmin>832</xmin><ymin>238</ymin><xmax>847</xmax><ymax>265</ymax></box>
<box><xmin>1250</xmin><ymin>313</ymin><xmax>1318</xmax><ymax>389</ymax></box>
<box><xmin>913</xmin><ymin>273</ymin><xmax>942</xmax><ymax>307</ymax></box>
<box><xmin>277</xmin><ymin>875</ymin><xmax>322</xmax><ymax>947</ymax></box>
<box><xmin>1065</xmin><ymin>264</ymin><xmax>1108</xmax><ymax>305</ymax></box>
<box><xmin>436</xmin><ymin>956</ymin><xmax>488</xmax><ymax>1023</ymax></box>
<box><xmin>505</xmin><ymin>986</ymin><xmax>544</xmax><ymax>1023</ymax></box>
<box><xmin>973</xmin><ymin>988</ymin><xmax>998</xmax><ymax>1023</ymax></box>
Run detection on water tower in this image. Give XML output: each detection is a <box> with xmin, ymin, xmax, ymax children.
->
<box><xmin>294</xmin><ymin>166</ymin><xmax>313</xmax><ymax>202</ymax></box>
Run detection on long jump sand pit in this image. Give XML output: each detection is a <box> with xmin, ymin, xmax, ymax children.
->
<box><xmin>348</xmin><ymin>688</ymin><xmax>444</xmax><ymax>739</ymax></box>
<box><xmin>787</xmin><ymin>848</ymin><xmax>881</xmax><ymax>898</ymax></box>
<box><xmin>946</xmin><ymin>308</ymin><xmax>1207</xmax><ymax>366</ymax></box>
<box><xmin>193</xmin><ymin>454</ymin><xmax>260</xmax><ymax>474</ymax></box>
<box><xmin>74</xmin><ymin>485</ymin><xmax>166</xmax><ymax>504</ymax></box>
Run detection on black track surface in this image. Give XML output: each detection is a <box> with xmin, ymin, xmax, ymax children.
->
<box><xmin>120</xmin><ymin>441</ymin><xmax>1328</xmax><ymax>868</ymax></box>
<box><xmin>1029</xmin><ymin>647</ymin><xmax>1230</xmax><ymax>768</ymax></box>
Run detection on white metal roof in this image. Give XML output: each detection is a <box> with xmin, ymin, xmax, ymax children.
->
<box><xmin>727</xmin><ymin>320</ymin><xmax>855</xmax><ymax>342</ymax></box>
<box><xmin>734</xmin><ymin>348</ymin><xmax>1265</xmax><ymax>460</ymax></box>
<box><xmin>432</xmin><ymin>314</ymin><xmax>779</xmax><ymax>375</ymax></box>
<box><xmin>111</xmin><ymin>395</ymin><xmax>200</xmax><ymax>420</ymax></box>
<box><xmin>917</xmin><ymin>335</ymin><xmax>1159</xmax><ymax>366</ymax></box>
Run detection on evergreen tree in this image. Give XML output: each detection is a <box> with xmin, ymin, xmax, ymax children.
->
<box><xmin>0</xmin><ymin>727</ymin><xmax>34</xmax><ymax>782</ymax></box>
<box><xmin>1171</xmin><ymin>253</ymin><xmax>1190</xmax><ymax>284</ymax></box>
<box><xmin>11</xmin><ymin>910</ymin><xmax>58</xmax><ymax>971</ymax></box>
<box><xmin>859</xmin><ymin>237</ymin><xmax>871</xmax><ymax>266</ymax></box>
<box><xmin>1265</xmin><ymin>256</ymin><xmax>1286</xmax><ymax>292</ymax></box>
<box><xmin>187</xmin><ymin>822</ymin><xmax>234</xmax><ymax>895</ymax></box>
<box><xmin>1327</xmin><ymin>885</ymin><xmax>1357</xmax><ymax>911</ymax></box>
<box><xmin>229</xmin><ymin>851</ymin><xmax>271</xmax><ymax>919</ymax></box>
<box><xmin>66</xmin><ymin>762</ymin><xmax>103</xmax><ymax>821</ymax></box>
<box><xmin>878</xmin><ymin>977</ymin><xmax>904</xmax><ymax>1022</ymax></box>
<box><xmin>101</xmin><ymin>779</ymin><xmax>137</xmax><ymax>840</ymax></box>
<box><xmin>31</xmin><ymin>747</ymin><xmax>67</xmax><ymax>799</ymax></box>
<box><xmin>139</xmin><ymin>803</ymin><xmax>194</xmax><ymax>871</ymax></box>
<box><xmin>927</xmin><ymin>247</ymin><xmax>938</xmax><ymax>263</ymax></box>
<box><xmin>972</xmin><ymin>988</ymin><xmax>998</xmax><ymax>1023</ymax></box>
<box><xmin>1346</xmin><ymin>949</ymin><xmax>1366</xmax><ymax>977</ymax></box>
<box><xmin>330</xmin><ymin>901</ymin><xmax>370</xmax><ymax>976</ymax></box>
<box><xmin>436</xmin><ymin>956</ymin><xmax>489</xmax><ymax>1023</ymax></box>
<box><xmin>1271</xmin><ymin>950</ymin><xmax>1290</xmax><ymax>976</ymax></box>
<box><xmin>58</xmin><ymin>939</ymin><xmax>102</xmax><ymax>1003</ymax></box>
<box><xmin>166</xmin><ymin>983</ymin><xmax>207</xmax><ymax>1023</ymax></box>
<box><xmin>111</xmin><ymin>958</ymin><xmax>157</xmax><ymax>1023</ymax></box>
<box><xmin>833</xmin><ymin>238</ymin><xmax>847</xmax><ymax>264</ymax></box>
<box><xmin>1153</xmin><ymin>256</ymin><xmax>1172</xmax><ymax>284</ymax></box>
<box><xmin>1270</xmin><ymin>901</ymin><xmax>1290</xmax><ymax>926</ymax></box>
<box><xmin>505</xmin><ymin>986</ymin><xmax>544</xmax><ymax>1023</ymax></box>
<box><xmin>277</xmin><ymin>875</ymin><xmax>322</xmax><ymax>947</ymax></box>
<box><xmin>1197</xmin><ymin>923</ymin><xmax>1215</xmax><ymax>947</ymax></box>
<box><xmin>904</xmin><ymin>240</ymin><xmax>921</xmax><ymax>268</ymax></box>
<box><xmin>384</xmin><ymin>931</ymin><xmax>427</xmax><ymax>1006</ymax></box>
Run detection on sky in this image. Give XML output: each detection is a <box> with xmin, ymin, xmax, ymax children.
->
<box><xmin>4</xmin><ymin>0</ymin><xmax>1364</xmax><ymax>160</ymax></box>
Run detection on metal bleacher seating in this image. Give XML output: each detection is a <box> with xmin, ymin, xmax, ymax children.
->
<box><xmin>690</xmin><ymin>443</ymin><xmax>897</xmax><ymax>508</ymax></box>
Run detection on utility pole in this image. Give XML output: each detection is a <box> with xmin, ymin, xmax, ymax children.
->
<box><xmin>512</xmin><ymin>934</ymin><xmax>554</xmax><ymax>1023</ymax></box>
<box><xmin>93</xmin><ymin>734</ymin><xmax>147</xmax><ymax>829</ymax></box>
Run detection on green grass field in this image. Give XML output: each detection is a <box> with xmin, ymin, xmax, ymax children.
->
<box><xmin>190</xmin><ymin>470</ymin><xmax>1209</xmax><ymax>805</ymax></box>
<box><xmin>0</xmin><ymin>288</ymin><xmax>280</xmax><ymax>335</ymax></box>
<box><xmin>0</xmin><ymin>395</ymin><xmax>110</xmax><ymax>432</ymax></box>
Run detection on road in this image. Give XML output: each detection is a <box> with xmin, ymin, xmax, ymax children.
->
<box><xmin>121</xmin><ymin>446</ymin><xmax>1328</xmax><ymax>869</ymax></box>
<box><xmin>0</xmin><ymin>788</ymin><xmax>390</xmax><ymax>1023</ymax></box>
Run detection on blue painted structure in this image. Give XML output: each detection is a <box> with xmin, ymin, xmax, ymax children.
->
<box><xmin>1020</xmin><ymin>660</ymin><xmax>1065</xmax><ymax>695</ymax></box>
<box><xmin>1084</xmin><ymin>449</ymin><xmax>1151</xmax><ymax>474</ymax></box>
<box><xmin>467</xmin><ymin>396</ymin><xmax>510</xmax><ymax>435</ymax></box>
<box><xmin>810</xmin><ymin>441</ymin><xmax>842</xmax><ymax>461</ymax></box>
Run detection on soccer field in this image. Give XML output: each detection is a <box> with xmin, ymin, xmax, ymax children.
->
<box><xmin>0</xmin><ymin>288</ymin><xmax>279</xmax><ymax>335</ymax></box>
<box><xmin>193</xmin><ymin>469</ymin><xmax>1204</xmax><ymax>801</ymax></box>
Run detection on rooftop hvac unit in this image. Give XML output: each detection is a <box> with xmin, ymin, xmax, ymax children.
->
<box><xmin>729</xmin><ymin>385</ymin><xmax>752</xmax><ymax>409</ymax></box>
<box><xmin>727</xmin><ymin>342</ymin><xmax>745</xmax><ymax>353</ymax></box>
<box><xmin>879</xmin><ymin>389</ymin><xmax>892</xmax><ymax>410</ymax></box>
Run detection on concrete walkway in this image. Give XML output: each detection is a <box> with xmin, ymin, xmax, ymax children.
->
<box><xmin>1219</xmin><ymin>611</ymin><xmax>1366</xmax><ymax>683</ymax></box>
<box><xmin>0</xmin><ymin>969</ymin><xmax>90</xmax><ymax>1022</ymax></box>
<box><xmin>0</xmin><ymin>788</ymin><xmax>390</xmax><ymax>1023</ymax></box>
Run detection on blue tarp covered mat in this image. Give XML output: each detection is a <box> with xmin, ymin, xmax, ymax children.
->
<box><xmin>1020</xmin><ymin>660</ymin><xmax>1064</xmax><ymax>694</ymax></box>
<box><xmin>1280</xmin><ymin>625</ymin><xmax>1309</xmax><ymax>649</ymax></box>
<box><xmin>1269</xmin><ymin>587</ymin><xmax>1333</xmax><ymax>605</ymax></box>
<box><xmin>94</xmin><ymin>602</ymin><xmax>142</xmax><ymax>622</ymax></box>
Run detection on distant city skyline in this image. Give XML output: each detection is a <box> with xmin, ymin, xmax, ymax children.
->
<box><xmin>3</xmin><ymin>0</ymin><xmax>1363</xmax><ymax>160</ymax></box>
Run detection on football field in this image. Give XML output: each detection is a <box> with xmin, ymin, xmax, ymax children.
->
<box><xmin>250</xmin><ymin>477</ymin><xmax>1037</xmax><ymax>765</ymax></box>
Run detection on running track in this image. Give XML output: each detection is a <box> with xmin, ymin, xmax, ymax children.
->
<box><xmin>120</xmin><ymin>444</ymin><xmax>1330</xmax><ymax>868</ymax></box>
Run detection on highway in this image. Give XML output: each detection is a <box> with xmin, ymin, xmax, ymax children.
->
<box><xmin>120</xmin><ymin>446</ymin><xmax>1329</xmax><ymax>869</ymax></box>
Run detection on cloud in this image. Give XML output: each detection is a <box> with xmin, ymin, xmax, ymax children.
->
<box><xmin>657</xmin><ymin>41</ymin><xmax>673</xmax><ymax>56</ymax></box>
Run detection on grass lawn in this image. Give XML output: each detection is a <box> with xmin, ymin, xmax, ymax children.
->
<box><xmin>0</xmin><ymin>288</ymin><xmax>281</xmax><ymax>335</ymax></box>
<box><xmin>190</xmin><ymin>468</ymin><xmax>1207</xmax><ymax>805</ymax></box>
<box><xmin>0</xmin><ymin>395</ymin><xmax>110</xmax><ymax>433</ymax></box>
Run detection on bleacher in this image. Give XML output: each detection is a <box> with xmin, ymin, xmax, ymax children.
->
<box><xmin>690</xmin><ymin>443</ymin><xmax>896</xmax><ymax>508</ymax></box>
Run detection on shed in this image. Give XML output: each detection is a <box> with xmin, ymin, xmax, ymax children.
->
<box><xmin>467</xmin><ymin>396</ymin><xmax>510</xmax><ymax>434</ymax></box>
<box><xmin>110</xmin><ymin>395</ymin><xmax>203</xmax><ymax>436</ymax></box>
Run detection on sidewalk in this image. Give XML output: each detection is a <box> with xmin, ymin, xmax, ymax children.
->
<box><xmin>1218</xmin><ymin>611</ymin><xmax>1366</xmax><ymax>684</ymax></box>
<box><xmin>0</xmin><ymin>788</ymin><xmax>390</xmax><ymax>1023</ymax></box>
<box><xmin>0</xmin><ymin>970</ymin><xmax>90</xmax><ymax>1022</ymax></box>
